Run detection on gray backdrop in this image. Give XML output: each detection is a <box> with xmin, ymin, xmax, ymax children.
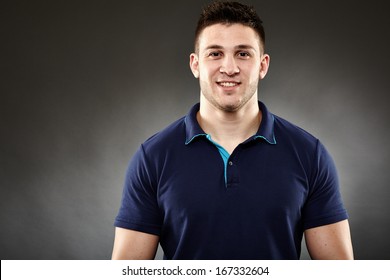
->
<box><xmin>1</xmin><ymin>0</ymin><xmax>389</xmax><ymax>260</ymax></box>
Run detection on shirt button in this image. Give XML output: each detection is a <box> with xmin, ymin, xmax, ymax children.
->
<box><xmin>228</xmin><ymin>161</ymin><xmax>233</xmax><ymax>166</ymax></box>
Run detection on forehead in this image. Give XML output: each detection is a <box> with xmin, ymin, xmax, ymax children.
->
<box><xmin>198</xmin><ymin>23</ymin><xmax>261</xmax><ymax>52</ymax></box>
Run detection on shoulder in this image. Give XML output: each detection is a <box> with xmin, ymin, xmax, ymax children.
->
<box><xmin>272</xmin><ymin>113</ymin><xmax>337</xmax><ymax>183</ymax></box>
<box><xmin>272</xmin><ymin>114</ymin><xmax>335</xmax><ymax>163</ymax></box>
<box><xmin>141</xmin><ymin>116</ymin><xmax>186</xmax><ymax>154</ymax></box>
<box><xmin>126</xmin><ymin>116</ymin><xmax>186</xmax><ymax>180</ymax></box>
<box><xmin>273</xmin><ymin>114</ymin><xmax>319</xmax><ymax>150</ymax></box>
<box><xmin>270</xmin><ymin>114</ymin><xmax>332</xmax><ymax>176</ymax></box>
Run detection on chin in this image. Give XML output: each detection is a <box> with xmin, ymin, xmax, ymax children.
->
<box><xmin>218</xmin><ymin>102</ymin><xmax>242</xmax><ymax>112</ymax></box>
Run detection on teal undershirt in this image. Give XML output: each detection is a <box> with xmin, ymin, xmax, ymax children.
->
<box><xmin>205</xmin><ymin>134</ymin><xmax>230</xmax><ymax>183</ymax></box>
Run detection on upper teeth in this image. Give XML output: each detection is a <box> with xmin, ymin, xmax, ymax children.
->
<box><xmin>220</xmin><ymin>82</ymin><xmax>237</xmax><ymax>87</ymax></box>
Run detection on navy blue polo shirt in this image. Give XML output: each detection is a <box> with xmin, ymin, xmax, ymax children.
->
<box><xmin>114</xmin><ymin>102</ymin><xmax>348</xmax><ymax>259</ymax></box>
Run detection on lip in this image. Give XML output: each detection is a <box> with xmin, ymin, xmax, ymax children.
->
<box><xmin>216</xmin><ymin>81</ymin><xmax>241</xmax><ymax>88</ymax></box>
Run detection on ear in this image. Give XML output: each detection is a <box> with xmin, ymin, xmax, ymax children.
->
<box><xmin>259</xmin><ymin>54</ymin><xmax>270</xmax><ymax>80</ymax></box>
<box><xmin>189</xmin><ymin>53</ymin><xmax>199</xmax><ymax>78</ymax></box>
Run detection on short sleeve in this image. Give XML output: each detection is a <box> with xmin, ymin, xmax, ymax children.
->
<box><xmin>302</xmin><ymin>141</ymin><xmax>348</xmax><ymax>230</ymax></box>
<box><xmin>114</xmin><ymin>144</ymin><xmax>162</xmax><ymax>235</ymax></box>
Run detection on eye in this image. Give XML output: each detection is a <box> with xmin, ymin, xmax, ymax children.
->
<box><xmin>208</xmin><ymin>52</ymin><xmax>222</xmax><ymax>58</ymax></box>
<box><xmin>238</xmin><ymin>52</ymin><xmax>250</xmax><ymax>58</ymax></box>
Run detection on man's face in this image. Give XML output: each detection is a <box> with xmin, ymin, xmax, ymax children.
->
<box><xmin>190</xmin><ymin>23</ymin><xmax>269</xmax><ymax>112</ymax></box>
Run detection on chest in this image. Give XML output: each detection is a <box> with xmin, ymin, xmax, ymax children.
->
<box><xmin>156</xmin><ymin>142</ymin><xmax>311</xmax><ymax>223</ymax></box>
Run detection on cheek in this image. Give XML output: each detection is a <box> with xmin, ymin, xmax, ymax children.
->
<box><xmin>199</xmin><ymin>61</ymin><xmax>219</xmax><ymax>77</ymax></box>
<box><xmin>236</xmin><ymin>60</ymin><xmax>260</xmax><ymax>75</ymax></box>
<box><xmin>246</xmin><ymin>65</ymin><xmax>261</xmax><ymax>80</ymax></box>
<box><xmin>199</xmin><ymin>69</ymin><xmax>214</xmax><ymax>84</ymax></box>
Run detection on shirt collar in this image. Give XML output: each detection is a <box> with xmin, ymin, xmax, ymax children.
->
<box><xmin>254</xmin><ymin>101</ymin><xmax>277</xmax><ymax>144</ymax></box>
<box><xmin>185</xmin><ymin>101</ymin><xmax>276</xmax><ymax>145</ymax></box>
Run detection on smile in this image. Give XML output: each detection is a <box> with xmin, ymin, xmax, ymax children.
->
<box><xmin>217</xmin><ymin>82</ymin><xmax>240</xmax><ymax>87</ymax></box>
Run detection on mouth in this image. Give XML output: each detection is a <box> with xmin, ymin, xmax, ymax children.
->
<box><xmin>216</xmin><ymin>81</ymin><xmax>241</xmax><ymax>88</ymax></box>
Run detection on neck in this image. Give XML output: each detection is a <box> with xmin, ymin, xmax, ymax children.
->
<box><xmin>197</xmin><ymin>94</ymin><xmax>261</xmax><ymax>154</ymax></box>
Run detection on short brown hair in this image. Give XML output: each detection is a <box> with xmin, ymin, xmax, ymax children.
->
<box><xmin>194</xmin><ymin>1</ymin><xmax>265</xmax><ymax>53</ymax></box>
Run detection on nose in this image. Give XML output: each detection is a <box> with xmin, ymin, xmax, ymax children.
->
<box><xmin>219</xmin><ymin>55</ymin><xmax>240</xmax><ymax>76</ymax></box>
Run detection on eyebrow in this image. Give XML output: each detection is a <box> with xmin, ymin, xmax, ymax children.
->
<box><xmin>204</xmin><ymin>44</ymin><xmax>257</xmax><ymax>52</ymax></box>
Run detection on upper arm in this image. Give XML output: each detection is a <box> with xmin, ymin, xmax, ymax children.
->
<box><xmin>113</xmin><ymin>146</ymin><xmax>162</xmax><ymax>260</ymax></box>
<box><xmin>304</xmin><ymin>220</ymin><xmax>354</xmax><ymax>260</ymax></box>
<box><xmin>111</xmin><ymin>227</ymin><xmax>159</xmax><ymax>260</ymax></box>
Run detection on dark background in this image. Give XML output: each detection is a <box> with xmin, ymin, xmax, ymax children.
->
<box><xmin>1</xmin><ymin>0</ymin><xmax>389</xmax><ymax>260</ymax></box>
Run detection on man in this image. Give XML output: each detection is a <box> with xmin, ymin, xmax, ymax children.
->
<box><xmin>112</xmin><ymin>1</ymin><xmax>353</xmax><ymax>260</ymax></box>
